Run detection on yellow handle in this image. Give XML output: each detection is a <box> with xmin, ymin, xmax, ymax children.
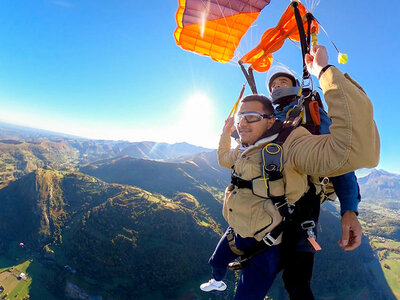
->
<box><xmin>311</xmin><ymin>33</ymin><xmax>318</xmax><ymax>46</ymax></box>
<box><xmin>229</xmin><ymin>84</ymin><xmax>246</xmax><ymax>118</ymax></box>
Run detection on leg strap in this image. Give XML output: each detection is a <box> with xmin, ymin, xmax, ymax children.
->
<box><xmin>226</xmin><ymin>231</ymin><xmax>245</xmax><ymax>255</ymax></box>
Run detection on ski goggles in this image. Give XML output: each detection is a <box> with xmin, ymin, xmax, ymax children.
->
<box><xmin>235</xmin><ymin>111</ymin><xmax>275</xmax><ymax>124</ymax></box>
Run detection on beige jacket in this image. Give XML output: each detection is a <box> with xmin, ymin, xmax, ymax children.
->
<box><xmin>218</xmin><ymin>66</ymin><xmax>380</xmax><ymax>241</ymax></box>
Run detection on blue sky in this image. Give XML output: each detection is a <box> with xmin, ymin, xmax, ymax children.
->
<box><xmin>0</xmin><ymin>0</ymin><xmax>399</xmax><ymax>173</ymax></box>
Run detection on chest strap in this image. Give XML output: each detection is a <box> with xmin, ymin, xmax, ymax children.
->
<box><xmin>230</xmin><ymin>175</ymin><xmax>252</xmax><ymax>189</ymax></box>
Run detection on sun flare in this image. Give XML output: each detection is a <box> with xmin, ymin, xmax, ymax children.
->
<box><xmin>172</xmin><ymin>92</ymin><xmax>218</xmax><ymax>148</ymax></box>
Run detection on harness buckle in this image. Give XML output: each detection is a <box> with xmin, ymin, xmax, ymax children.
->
<box><xmin>274</xmin><ymin>200</ymin><xmax>287</xmax><ymax>210</ymax></box>
<box><xmin>288</xmin><ymin>203</ymin><xmax>295</xmax><ymax>214</ymax></box>
<box><xmin>262</xmin><ymin>233</ymin><xmax>278</xmax><ymax>246</ymax></box>
<box><xmin>228</xmin><ymin>261</ymin><xmax>243</xmax><ymax>271</ymax></box>
<box><xmin>301</xmin><ymin>220</ymin><xmax>315</xmax><ymax>230</ymax></box>
<box><xmin>265</xmin><ymin>164</ymin><xmax>277</xmax><ymax>172</ymax></box>
<box><xmin>320</xmin><ymin>177</ymin><xmax>329</xmax><ymax>186</ymax></box>
<box><xmin>301</xmin><ymin>220</ymin><xmax>318</xmax><ymax>241</ymax></box>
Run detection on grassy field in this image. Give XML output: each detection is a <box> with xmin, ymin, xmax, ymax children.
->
<box><xmin>0</xmin><ymin>241</ymin><xmax>61</xmax><ymax>300</ymax></box>
<box><xmin>382</xmin><ymin>259</ymin><xmax>400</xmax><ymax>299</ymax></box>
<box><xmin>0</xmin><ymin>260</ymin><xmax>31</xmax><ymax>299</ymax></box>
<box><xmin>370</xmin><ymin>237</ymin><xmax>400</xmax><ymax>299</ymax></box>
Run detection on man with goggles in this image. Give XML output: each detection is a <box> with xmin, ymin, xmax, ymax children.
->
<box><xmin>200</xmin><ymin>45</ymin><xmax>379</xmax><ymax>300</ymax></box>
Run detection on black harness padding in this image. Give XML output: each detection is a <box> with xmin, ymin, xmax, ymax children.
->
<box><xmin>302</xmin><ymin>89</ymin><xmax>322</xmax><ymax>135</ymax></box>
<box><xmin>231</xmin><ymin>176</ymin><xmax>252</xmax><ymax>190</ymax></box>
<box><xmin>287</xmin><ymin>180</ymin><xmax>320</xmax><ymax>225</ymax></box>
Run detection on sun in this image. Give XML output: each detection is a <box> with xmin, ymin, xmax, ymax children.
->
<box><xmin>172</xmin><ymin>92</ymin><xmax>219</xmax><ymax>148</ymax></box>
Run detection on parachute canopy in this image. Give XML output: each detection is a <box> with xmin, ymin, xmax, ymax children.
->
<box><xmin>174</xmin><ymin>0</ymin><xmax>271</xmax><ymax>63</ymax></box>
<box><xmin>240</xmin><ymin>2</ymin><xmax>319</xmax><ymax>72</ymax></box>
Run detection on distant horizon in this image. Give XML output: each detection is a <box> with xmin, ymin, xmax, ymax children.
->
<box><xmin>1</xmin><ymin>119</ymin><xmax>397</xmax><ymax>177</ymax></box>
<box><xmin>0</xmin><ymin>118</ymin><xmax>214</xmax><ymax>149</ymax></box>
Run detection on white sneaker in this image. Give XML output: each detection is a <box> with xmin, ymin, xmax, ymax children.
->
<box><xmin>200</xmin><ymin>278</ymin><xmax>227</xmax><ymax>292</ymax></box>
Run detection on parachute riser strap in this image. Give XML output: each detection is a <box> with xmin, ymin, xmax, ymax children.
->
<box><xmin>292</xmin><ymin>2</ymin><xmax>317</xmax><ymax>93</ymax></box>
<box><xmin>292</xmin><ymin>1</ymin><xmax>310</xmax><ymax>80</ymax></box>
<box><xmin>239</xmin><ymin>61</ymin><xmax>258</xmax><ymax>94</ymax></box>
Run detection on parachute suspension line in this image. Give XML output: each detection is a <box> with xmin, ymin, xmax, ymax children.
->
<box><xmin>288</xmin><ymin>38</ymin><xmax>302</xmax><ymax>51</ymax></box>
<box><xmin>272</xmin><ymin>56</ymin><xmax>303</xmax><ymax>86</ymax></box>
<box><xmin>312</xmin><ymin>0</ymin><xmax>321</xmax><ymax>13</ymax></box>
<box><xmin>229</xmin><ymin>83</ymin><xmax>246</xmax><ymax>118</ymax></box>
<box><xmin>312</xmin><ymin>16</ymin><xmax>348</xmax><ymax>64</ymax></box>
<box><xmin>305</xmin><ymin>0</ymin><xmax>320</xmax><ymax>14</ymax></box>
<box><xmin>239</xmin><ymin>61</ymin><xmax>258</xmax><ymax>94</ymax></box>
<box><xmin>213</xmin><ymin>0</ymin><xmax>241</xmax><ymax>61</ymax></box>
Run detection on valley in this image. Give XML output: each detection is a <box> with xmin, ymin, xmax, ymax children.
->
<box><xmin>0</xmin><ymin>122</ymin><xmax>399</xmax><ymax>299</ymax></box>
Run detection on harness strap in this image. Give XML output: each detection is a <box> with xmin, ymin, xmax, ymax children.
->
<box><xmin>231</xmin><ymin>176</ymin><xmax>252</xmax><ymax>189</ymax></box>
<box><xmin>226</xmin><ymin>231</ymin><xmax>245</xmax><ymax>255</ymax></box>
<box><xmin>228</xmin><ymin>223</ymin><xmax>284</xmax><ymax>271</ymax></box>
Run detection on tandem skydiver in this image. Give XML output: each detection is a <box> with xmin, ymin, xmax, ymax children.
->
<box><xmin>199</xmin><ymin>45</ymin><xmax>379</xmax><ymax>300</ymax></box>
<box><xmin>268</xmin><ymin>66</ymin><xmax>363</xmax><ymax>299</ymax></box>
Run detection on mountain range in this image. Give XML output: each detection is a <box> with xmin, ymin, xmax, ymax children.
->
<box><xmin>358</xmin><ymin>169</ymin><xmax>400</xmax><ymax>209</ymax></box>
<box><xmin>0</xmin><ymin>121</ymin><xmax>212</xmax><ymax>186</ymax></box>
<box><xmin>0</xmin><ymin>121</ymin><xmax>399</xmax><ymax>299</ymax></box>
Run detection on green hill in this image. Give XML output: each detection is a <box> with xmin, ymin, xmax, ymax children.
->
<box><xmin>80</xmin><ymin>156</ymin><xmax>228</xmax><ymax>225</ymax></box>
<box><xmin>0</xmin><ymin>169</ymin><xmax>222</xmax><ymax>299</ymax></box>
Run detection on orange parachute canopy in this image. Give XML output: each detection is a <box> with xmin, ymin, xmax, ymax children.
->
<box><xmin>174</xmin><ymin>0</ymin><xmax>271</xmax><ymax>63</ymax></box>
<box><xmin>240</xmin><ymin>2</ymin><xmax>319</xmax><ymax>72</ymax></box>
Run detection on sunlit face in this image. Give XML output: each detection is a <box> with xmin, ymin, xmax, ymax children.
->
<box><xmin>270</xmin><ymin>76</ymin><xmax>294</xmax><ymax>91</ymax></box>
<box><xmin>237</xmin><ymin>101</ymin><xmax>275</xmax><ymax>145</ymax></box>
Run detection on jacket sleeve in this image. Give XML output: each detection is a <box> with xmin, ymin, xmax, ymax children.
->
<box><xmin>217</xmin><ymin>131</ymin><xmax>239</xmax><ymax>169</ymax></box>
<box><xmin>285</xmin><ymin>66</ymin><xmax>380</xmax><ymax>177</ymax></box>
<box><xmin>330</xmin><ymin>171</ymin><xmax>361</xmax><ymax>215</ymax></box>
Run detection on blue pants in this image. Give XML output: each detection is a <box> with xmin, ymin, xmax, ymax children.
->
<box><xmin>208</xmin><ymin>228</ymin><xmax>281</xmax><ymax>300</ymax></box>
